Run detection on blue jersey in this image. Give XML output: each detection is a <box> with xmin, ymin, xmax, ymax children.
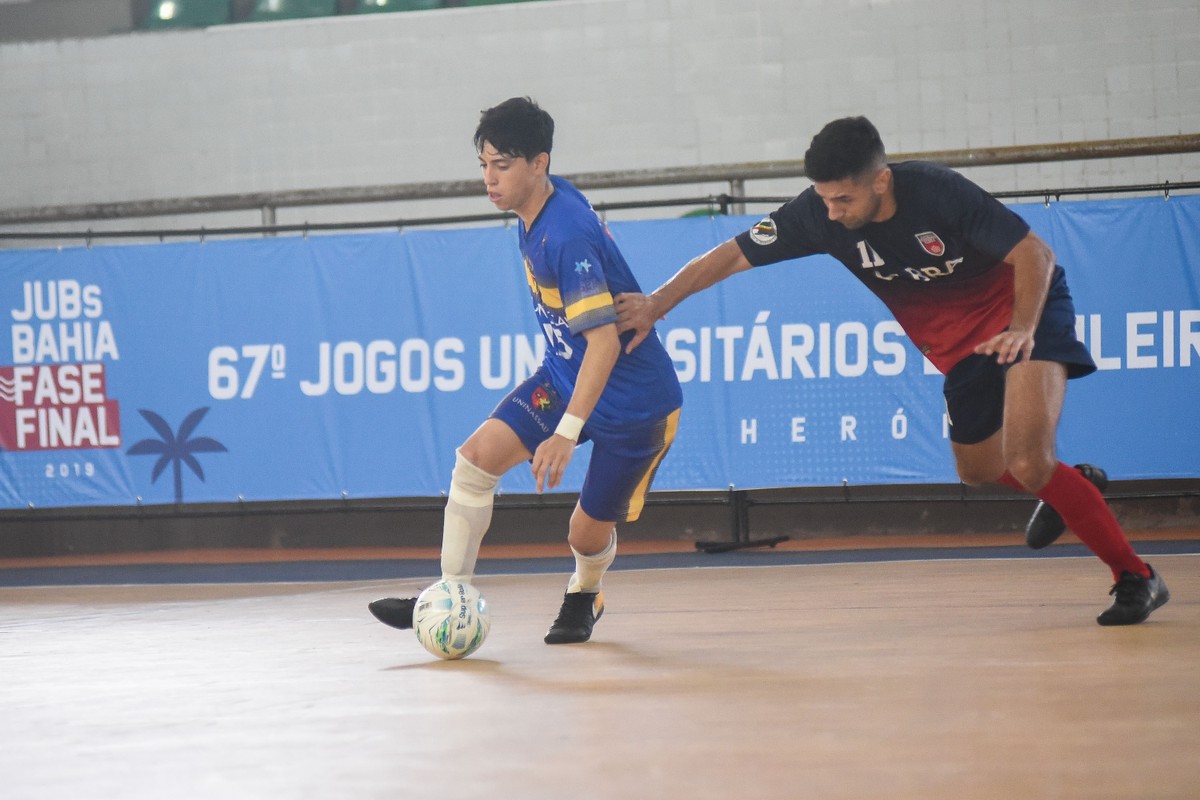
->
<box><xmin>519</xmin><ymin>176</ymin><xmax>682</xmax><ymax>431</ymax></box>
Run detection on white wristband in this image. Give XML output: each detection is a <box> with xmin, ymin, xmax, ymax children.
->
<box><xmin>555</xmin><ymin>413</ymin><xmax>585</xmax><ymax>443</ymax></box>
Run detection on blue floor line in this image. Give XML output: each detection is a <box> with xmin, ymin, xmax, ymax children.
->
<box><xmin>2</xmin><ymin>540</ymin><xmax>1197</xmax><ymax>588</ymax></box>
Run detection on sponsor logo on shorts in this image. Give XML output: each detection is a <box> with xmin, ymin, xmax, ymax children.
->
<box><xmin>915</xmin><ymin>231</ymin><xmax>945</xmax><ymax>257</ymax></box>
<box><xmin>531</xmin><ymin>386</ymin><xmax>552</xmax><ymax>411</ymax></box>
<box><xmin>510</xmin><ymin>396</ymin><xmax>551</xmax><ymax>433</ymax></box>
<box><xmin>749</xmin><ymin>217</ymin><xmax>778</xmax><ymax>245</ymax></box>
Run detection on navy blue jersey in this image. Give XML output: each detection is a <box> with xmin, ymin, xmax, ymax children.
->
<box><xmin>519</xmin><ymin>176</ymin><xmax>682</xmax><ymax>430</ymax></box>
<box><xmin>734</xmin><ymin>161</ymin><xmax>1032</xmax><ymax>373</ymax></box>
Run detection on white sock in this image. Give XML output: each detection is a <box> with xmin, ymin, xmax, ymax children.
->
<box><xmin>440</xmin><ymin>449</ymin><xmax>500</xmax><ymax>584</ymax></box>
<box><xmin>566</xmin><ymin>530</ymin><xmax>617</xmax><ymax>594</ymax></box>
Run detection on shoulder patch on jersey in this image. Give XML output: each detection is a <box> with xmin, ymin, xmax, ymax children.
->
<box><xmin>915</xmin><ymin>231</ymin><xmax>945</xmax><ymax>257</ymax></box>
<box><xmin>749</xmin><ymin>217</ymin><xmax>778</xmax><ymax>245</ymax></box>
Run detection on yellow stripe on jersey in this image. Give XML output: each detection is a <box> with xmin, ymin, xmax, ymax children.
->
<box><xmin>624</xmin><ymin>408</ymin><xmax>681</xmax><ymax>522</ymax></box>
<box><xmin>524</xmin><ymin>259</ymin><xmax>563</xmax><ymax>309</ymax></box>
<box><xmin>565</xmin><ymin>291</ymin><xmax>614</xmax><ymax>324</ymax></box>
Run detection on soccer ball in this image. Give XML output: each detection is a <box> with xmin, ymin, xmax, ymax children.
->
<box><xmin>413</xmin><ymin>580</ymin><xmax>491</xmax><ymax>660</ymax></box>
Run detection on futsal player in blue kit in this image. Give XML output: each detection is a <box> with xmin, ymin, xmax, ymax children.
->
<box><xmin>369</xmin><ymin>97</ymin><xmax>682</xmax><ymax>644</ymax></box>
<box><xmin>616</xmin><ymin>116</ymin><xmax>1168</xmax><ymax>626</ymax></box>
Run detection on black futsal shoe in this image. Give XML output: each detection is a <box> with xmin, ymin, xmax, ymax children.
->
<box><xmin>544</xmin><ymin>591</ymin><xmax>605</xmax><ymax>644</ymax></box>
<box><xmin>1024</xmin><ymin>464</ymin><xmax>1109</xmax><ymax>550</ymax></box>
<box><xmin>368</xmin><ymin>597</ymin><xmax>417</xmax><ymax>630</ymax></box>
<box><xmin>1097</xmin><ymin>566</ymin><xmax>1170</xmax><ymax>626</ymax></box>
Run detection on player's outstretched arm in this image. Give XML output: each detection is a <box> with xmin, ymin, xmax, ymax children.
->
<box><xmin>615</xmin><ymin>239</ymin><xmax>753</xmax><ymax>353</ymax></box>
<box><xmin>973</xmin><ymin>231</ymin><xmax>1056</xmax><ymax>364</ymax></box>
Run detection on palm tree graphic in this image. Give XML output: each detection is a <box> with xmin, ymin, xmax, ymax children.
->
<box><xmin>127</xmin><ymin>407</ymin><xmax>228</xmax><ymax>503</ymax></box>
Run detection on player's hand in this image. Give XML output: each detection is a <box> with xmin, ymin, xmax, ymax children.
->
<box><xmin>974</xmin><ymin>329</ymin><xmax>1034</xmax><ymax>365</ymax></box>
<box><xmin>532</xmin><ymin>434</ymin><xmax>576</xmax><ymax>493</ymax></box>
<box><xmin>614</xmin><ymin>292</ymin><xmax>659</xmax><ymax>354</ymax></box>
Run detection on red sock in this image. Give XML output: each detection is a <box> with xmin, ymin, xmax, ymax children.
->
<box><xmin>1035</xmin><ymin>462</ymin><xmax>1149</xmax><ymax>580</ymax></box>
<box><xmin>997</xmin><ymin>471</ymin><xmax>1025</xmax><ymax>492</ymax></box>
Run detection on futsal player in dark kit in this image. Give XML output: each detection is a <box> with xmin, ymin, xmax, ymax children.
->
<box><xmin>616</xmin><ymin>116</ymin><xmax>1167</xmax><ymax>626</ymax></box>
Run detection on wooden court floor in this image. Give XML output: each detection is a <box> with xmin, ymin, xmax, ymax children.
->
<box><xmin>1</xmin><ymin>552</ymin><xmax>1197</xmax><ymax>799</ymax></box>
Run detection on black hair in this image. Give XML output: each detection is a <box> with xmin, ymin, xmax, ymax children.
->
<box><xmin>803</xmin><ymin>116</ymin><xmax>887</xmax><ymax>182</ymax></box>
<box><xmin>473</xmin><ymin>96</ymin><xmax>554</xmax><ymax>161</ymax></box>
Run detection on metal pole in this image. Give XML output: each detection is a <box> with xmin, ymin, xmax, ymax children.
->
<box><xmin>728</xmin><ymin>179</ymin><xmax>746</xmax><ymax>215</ymax></box>
<box><xmin>261</xmin><ymin>204</ymin><xmax>276</xmax><ymax>236</ymax></box>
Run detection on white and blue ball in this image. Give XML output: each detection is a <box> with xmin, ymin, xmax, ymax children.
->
<box><xmin>413</xmin><ymin>580</ymin><xmax>491</xmax><ymax>660</ymax></box>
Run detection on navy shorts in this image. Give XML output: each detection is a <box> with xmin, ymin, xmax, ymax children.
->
<box><xmin>943</xmin><ymin>266</ymin><xmax>1096</xmax><ymax>445</ymax></box>
<box><xmin>490</xmin><ymin>365</ymin><xmax>680</xmax><ymax>523</ymax></box>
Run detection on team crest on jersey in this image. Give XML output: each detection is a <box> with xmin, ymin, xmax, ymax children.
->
<box><xmin>915</xmin><ymin>231</ymin><xmax>945</xmax><ymax>256</ymax></box>
<box><xmin>749</xmin><ymin>217</ymin><xmax>778</xmax><ymax>245</ymax></box>
<box><xmin>531</xmin><ymin>386</ymin><xmax>553</xmax><ymax>411</ymax></box>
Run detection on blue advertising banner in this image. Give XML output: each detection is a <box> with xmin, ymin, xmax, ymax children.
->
<box><xmin>0</xmin><ymin>194</ymin><xmax>1197</xmax><ymax>508</ymax></box>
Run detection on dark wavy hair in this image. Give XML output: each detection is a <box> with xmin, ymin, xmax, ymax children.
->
<box><xmin>804</xmin><ymin>116</ymin><xmax>886</xmax><ymax>182</ymax></box>
<box><xmin>473</xmin><ymin>96</ymin><xmax>554</xmax><ymax>161</ymax></box>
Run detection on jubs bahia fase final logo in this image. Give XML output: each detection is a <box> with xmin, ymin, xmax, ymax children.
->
<box><xmin>0</xmin><ymin>280</ymin><xmax>122</xmax><ymax>451</ymax></box>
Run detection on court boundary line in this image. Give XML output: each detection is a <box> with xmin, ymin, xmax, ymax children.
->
<box><xmin>2</xmin><ymin>540</ymin><xmax>1196</xmax><ymax>589</ymax></box>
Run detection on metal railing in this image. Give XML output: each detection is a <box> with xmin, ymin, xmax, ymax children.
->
<box><xmin>3</xmin><ymin>182</ymin><xmax>1199</xmax><ymax>245</ymax></box>
<box><xmin>2</xmin><ymin>133</ymin><xmax>1197</xmax><ymax>234</ymax></box>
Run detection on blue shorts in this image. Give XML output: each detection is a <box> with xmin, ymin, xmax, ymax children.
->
<box><xmin>943</xmin><ymin>266</ymin><xmax>1095</xmax><ymax>445</ymax></box>
<box><xmin>490</xmin><ymin>366</ymin><xmax>680</xmax><ymax>523</ymax></box>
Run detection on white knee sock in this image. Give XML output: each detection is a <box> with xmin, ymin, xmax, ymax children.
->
<box><xmin>566</xmin><ymin>530</ymin><xmax>617</xmax><ymax>593</ymax></box>
<box><xmin>440</xmin><ymin>449</ymin><xmax>500</xmax><ymax>584</ymax></box>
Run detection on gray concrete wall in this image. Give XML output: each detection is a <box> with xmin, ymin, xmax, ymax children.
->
<box><xmin>1</xmin><ymin>0</ymin><xmax>1197</xmax><ymax>236</ymax></box>
<box><xmin>0</xmin><ymin>0</ymin><xmax>132</xmax><ymax>43</ymax></box>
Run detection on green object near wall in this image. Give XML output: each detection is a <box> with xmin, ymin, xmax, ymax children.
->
<box><xmin>248</xmin><ymin>0</ymin><xmax>339</xmax><ymax>22</ymax></box>
<box><xmin>354</xmin><ymin>0</ymin><xmax>444</xmax><ymax>13</ymax></box>
<box><xmin>141</xmin><ymin>0</ymin><xmax>232</xmax><ymax>29</ymax></box>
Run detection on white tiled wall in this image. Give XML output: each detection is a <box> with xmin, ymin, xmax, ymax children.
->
<box><xmin>0</xmin><ymin>0</ymin><xmax>1197</xmax><ymax>230</ymax></box>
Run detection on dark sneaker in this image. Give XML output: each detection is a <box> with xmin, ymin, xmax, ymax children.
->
<box><xmin>1025</xmin><ymin>464</ymin><xmax>1109</xmax><ymax>550</ymax></box>
<box><xmin>368</xmin><ymin>597</ymin><xmax>416</xmax><ymax>630</ymax></box>
<box><xmin>1097</xmin><ymin>565</ymin><xmax>1170</xmax><ymax>626</ymax></box>
<box><xmin>544</xmin><ymin>591</ymin><xmax>604</xmax><ymax>644</ymax></box>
